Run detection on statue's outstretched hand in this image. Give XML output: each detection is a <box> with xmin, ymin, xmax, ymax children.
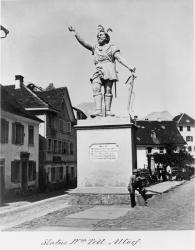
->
<box><xmin>130</xmin><ymin>67</ymin><xmax>136</xmax><ymax>74</ymax></box>
<box><xmin>68</xmin><ymin>26</ymin><xmax>76</xmax><ymax>32</ymax></box>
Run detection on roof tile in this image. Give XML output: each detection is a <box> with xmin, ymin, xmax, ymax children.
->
<box><xmin>136</xmin><ymin>120</ymin><xmax>186</xmax><ymax>146</ymax></box>
<box><xmin>4</xmin><ymin>85</ymin><xmax>47</xmax><ymax>108</ymax></box>
<box><xmin>0</xmin><ymin>85</ymin><xmax>42</xmax><ymax>122</ymax></box>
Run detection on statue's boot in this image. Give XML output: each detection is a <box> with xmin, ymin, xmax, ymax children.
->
<box><xmin>91</xmin><ymin>93</ymin><xmax>103</xmax><ymax>118</ymax></box>
<box><xmin>105</xmin><ymin>94</ymin><xmax>115</xmax><ymax>117</ymax></box>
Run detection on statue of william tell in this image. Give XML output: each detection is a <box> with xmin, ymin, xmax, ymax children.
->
<box><xmin>69</xmin><ymin>25</ymin><xmax>135</xmax><ymax>117</ymax></box>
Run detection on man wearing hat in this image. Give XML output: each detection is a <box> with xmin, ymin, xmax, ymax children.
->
<box><xmin>128</xmin><ymin>169</ymin><xmax>148</xmax><ymax>207</ymax></box>
<box><xmin>68</xmin><ymin>25</ymin><xmax>135</xmax><ymax>117</ymax></box>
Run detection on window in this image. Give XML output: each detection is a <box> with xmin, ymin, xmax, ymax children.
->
<box><xmin>54</xmin><ymin>140</ymin><xmax>58</xmax><ymax>153</ymax></box>
<box><xmin>62</xmin><ymin>142</ymin><xmax>65</xmax><ymax>154</ymax></box>
<box><xmin>59</xmin><ymin>167</ymin><xmax>63</xmax><ymax>180</ymax></box>
<box><xmin>66</xmin><ymin>122</ymin><xmax>71</xmax><ymax>133</ymax></box>
<box><xmin>0</xmin><ymin>118</ymin><xmax>9</xmax><ymax>143</ymax></box>
<box><xmin>51</xmin><ymin>167</ymin><xmax>55</xmax><ymax>182</ymax></box>
<box><xmin>54</xmin><ymin>119</ymin><xmax>59</xmax><ymax>130</ymax></box>
<box><xmin>12</xmin><ymin>122</ymin><xmax>24</xmax><ymax>145</ymax></box>
<box><xmin>147</xmin><ymin>147</ymin><xmax>152</xmax><ymax>154</ymax></box>
<box><xmin>11</xmin><ymin>160</ymin><xmax>20</xmax><ymax>182</ymax></box>
<box><xmin>47</xmin><ymin>139</ymin><xmax>53</xmax><ymax>152</ymax></box>
<box><xmin>63</xmin><ymin>121</ymin><xmax>67</xmax><ymax>132</ymax></box>
<box><xmin>188</xmin><ymin>146</ymin><xmax>192</xmax><ymax>152</ymax></box>
<box><xmin>179</xmin><ymin>126</ymin><xmax>183</xmax><ymax>131</ymax></box>
<box><xmin>62</xmin><ymin>141</ymin><xmax>69</xmax><ymax>154</ymax></box>
<box><xmin>53</xmin><ymin>156</ymin><xmax>61</xmax><ymax>162</ymax></box>
<box><xmin>70</xmin><ymin>143</ymin><xmax>74</xmax><ymax>155</ymax></box>
<box><xmin>0</xmin><ymin>159</ymin><xmax>5</xmax><ymax>178</ymax></box>
<box><xmin>62</xmin><ymin>120</ymin><xmax>66</xmax><ymax>132</ymax></box>
<box><xmin>66</xmin><ymin>142</ymin><xmax>69</xmax><ymax>155</ymax></box>
<box><xmin>59</xmin><ymin>119</ymin><xmax>63</xmax><ymax>131</ymax></box>
<box><xmin>71</xmin><ymin>167</ymin><xmax>74</xmax><ymax>178</ymax></box>
<box><xmin>58</xmin><ymin>141</ymin><xmax>62</xmax><ymax>153</ymax></box>
<box><xmin>186</xmin><ymin>136</ymin><xmax>193</xmax><ymax>142</ymax></box>
<box><xmin>159</xmin><ymin>147</ymin><xmax>164</xmax><ymax>154</ymax></box>
<box><xmin>0</xmin><ymin>159</ymin><xmax>5</xmax><ymax>167</ymax></box>
<box><xmin>28</xmin><ymin>126</ymin><xmax>34</xmax><ymax>145</ymax></box>
<box><xmin>28</xmin><ymin>161</ymin><xmax>36</xmax><ymax>181</ymax></box>
<box><xmin>187</xmin><ymin>126</ymin><xmax>191</xmax><ymax>131</ymax></box>
<box><xmin>51</xmin><ymin>167</ymin><xmax>64</xmax><ymax>182</ymax></box>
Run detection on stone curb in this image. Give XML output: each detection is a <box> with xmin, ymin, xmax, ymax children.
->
<box><xmin>145</xmin><ymin>180</ymin><xmax>186</xmax><ymax>194</ymax></box>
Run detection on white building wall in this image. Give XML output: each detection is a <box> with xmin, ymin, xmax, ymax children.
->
<box><xmin>37</xmin><ymin>114</ymin><xmax>46</xmax><ymax>138</ymax></box>
<box><xmin>0</xmin><ymin>110</ymin><xmax>40</xmax><ymax>191</ymax></box>
<box><xmin>137</xmin><ymin>147</ymin><xmax>148</xmax><ymax>169</ymax></box>
<box><xmin>178</xmin><ymin>125</ymin><xmax>195</xmax><ymax>158</ymax></box>
<box><xmin>137</xmin><ymin>146</ymin><xmax>167</xmax><ymax>170</ymax></box>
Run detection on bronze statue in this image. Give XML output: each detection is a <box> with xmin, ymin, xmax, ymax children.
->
<box><xmin>68</xmin><ymin>25</ymin><xmax>135</xmax><ymax>117</ymax></box>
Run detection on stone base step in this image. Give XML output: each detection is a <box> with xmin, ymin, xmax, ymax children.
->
<box><xmin>69</xmin><ymin>192</ymin><xmax>146</xmax><ymax>206</ymax></box>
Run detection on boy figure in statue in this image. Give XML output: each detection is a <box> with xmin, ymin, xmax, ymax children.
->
<box><xmin>68</xmin><ymin>25</ymin><xmax>135</xmax><ymax>117</ymax></box>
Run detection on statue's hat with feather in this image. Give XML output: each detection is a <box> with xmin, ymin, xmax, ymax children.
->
<box><xmin>97</xmin><ymin>25</ymin><xmax>112</xmax><ymax>35</ymax></box>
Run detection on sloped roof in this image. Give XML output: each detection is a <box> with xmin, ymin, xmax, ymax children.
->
<box><xmin>173</xmin><ymin>113</ymin><xmax>195</xmax><ymax>126</ymax></box>
<box><xmin>4</xmin><ymin>84</ymin><xmax>48</xmax><ymax>109</ymax></box>
<box><xmin>136</xmin><ymin>120</ymin><xmax>186</xmax><ymax>146</ymax></box>
<box><xmin>3</xmin><ymin>82</ymin><xmax>76</xmax><ymax>122</ymax></box>
<box><xmin>144</xmin><ymin>111</ymin><xmax>173</xmax><ymax>121</ymax></box>
<box><xmin>36</xmin><ymin>87</ymin><xmax>67</xmax><ymax>111</ymax></box>
<box><xmin>76</xmin><ymin>102</ymin><xmax>96</xmax><ymax>117</ymax></box>
<box><xmin>73</xmin><ymin>107</ymin><xmax>87</xmax><ymax>120</ymax></box>
<box><xmin>36</xmin><ymin>87</ymin><xmax>76</xmax><ymax>122</ymax></box>
<box><xmin>0</xmin><ymin>85</ymin><xmax>42</xmax><ymax>122</ymax></box>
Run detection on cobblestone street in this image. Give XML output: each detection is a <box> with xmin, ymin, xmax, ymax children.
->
<box><xmin>4</xmin><ymin>179</ymin><xmax>194</xmax><ymax>231</ymax></box>
<box><xmin>94</xmin><ymin>179</ymin><xmax>194</xmax><ymax>231</ymax></box>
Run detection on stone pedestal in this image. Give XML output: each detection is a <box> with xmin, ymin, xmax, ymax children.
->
<box><xmin>75</xmin><ymin>116</ymin><xmax>137</xmax><ymax>188</ymax></box>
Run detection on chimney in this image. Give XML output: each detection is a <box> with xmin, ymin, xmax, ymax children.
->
<box><xmin>134</xmin><ymin>115</ymin><xmax>138</xmax><ymax>125</ymax></box>
<box><xmin>15</xmin><ymin>75</ymin><xmax>24</xmax><ymax>89</ymax></box>
<box><xmin>134</xmin><ymin>115</ymin><xmax>138</xmax><ymax>120</ymax></box>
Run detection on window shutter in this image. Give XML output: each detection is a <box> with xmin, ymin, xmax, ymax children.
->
<box><xmin>11</xmin><ymin>161</ymin><xmax>15</xmax><ymax>182</ymax></box>
<box><xmin>21</xmin><ymin>124</ymin><xmax>24</xmax><ymax>144</ymax></box>
<box><xmin>12</xmin><ymin>123</ymin><xmax>16</xmax><ymax>144</ymax></box>
<box><xmin>11</xmin><ymin>160</ymin><xmax>20</xmax><ymax>182</ymax></box>
<box><xmin>5</xmin><ymin>120</ymin><xmax>9</xmax><ymax>142</ymax></box>
<box><xmin>28</xmin><ymin>126</ymin><xmax>34</xmax><ymax>145</ymax></box>
<box><xmin>33</xmin><ymin>161</ymin><xmax>36</xmax><ymax>180</ymax></box>
<box><xmin>18</xmin><ymin>161</ymin><xmax>21</xmax><ymax>181</ymax></box>
<box><xmin>66</xmin><ymin>122</ymin><xmax>71</xmax><ymax>132</ymax></box>
<box><xmin>0</xmin><ymin>119</ymin><xmax>9</xmax><ymax>143</ymax></box>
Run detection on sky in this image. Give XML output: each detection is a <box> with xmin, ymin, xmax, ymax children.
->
<box><xmin>1</xmin><ymin>0</ymin><xmax>194</xmax><ymax>118</ymax></box>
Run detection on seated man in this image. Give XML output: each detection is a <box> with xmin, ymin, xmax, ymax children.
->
<box><xmin>128</xmin><ymin>169</ymin><xmax>148</xmax><ymax>207</ymax></box>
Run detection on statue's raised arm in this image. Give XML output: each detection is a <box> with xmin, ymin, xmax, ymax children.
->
<box><xmin>68</xmin><ymin>24</ymin><xmax>136</xmax><ymax>118</ymax></box>
<box><xmin>68</xmin><ymin>26</ymin><xmax>93</xmax><ymax>52</ymax></box>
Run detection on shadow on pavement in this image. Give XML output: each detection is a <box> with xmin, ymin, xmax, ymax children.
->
<box><xmin>1</xmin><ymin>187</ymin><xmax>76</xmax><ymax>206</ymax></box>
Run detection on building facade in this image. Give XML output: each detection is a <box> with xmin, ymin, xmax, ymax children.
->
<box><xmin>0</xmin><ymin>85</ymin><xmax>42</xmax><ymax>199</ymax></box>
<box><xmin>173</xmin><ymin>113</ymin><xmax>195</xmax><ymax>159</ymax></box>
<box><xmin>135</xmin><ymin>120</ymin><xmax>186</xmax><ymax>170</ymax></box>
<box><xmin>36</xmin><ymin>89</ymin><xmax>77</xmax><ymax>191</ymax></box>
<box><xmin>4</xmin><ymin>75</ymin><xmax>80</xmax><ymax>191</ymax></box>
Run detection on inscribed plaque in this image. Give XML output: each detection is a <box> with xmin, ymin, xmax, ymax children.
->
<box><xmin>89</xmin><ymin>143</ymin><xmax>119</xmax><ymax>161</ymax></box>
